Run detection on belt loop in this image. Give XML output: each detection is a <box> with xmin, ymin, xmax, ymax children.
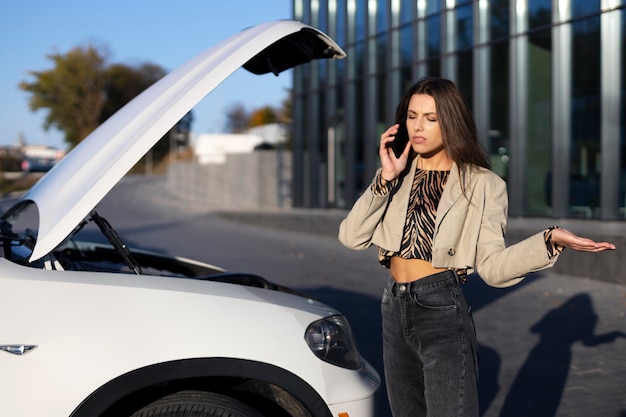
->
<box><xmin>454</xmin><ymin>269</ymin><xmax>468</xmax><ymax>284</ymax></box>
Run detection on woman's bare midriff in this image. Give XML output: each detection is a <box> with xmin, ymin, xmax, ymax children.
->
<box><xmin>389</xmin><ymin>257</ymin><xmax>446</xmax><ymax>283</ymax></box>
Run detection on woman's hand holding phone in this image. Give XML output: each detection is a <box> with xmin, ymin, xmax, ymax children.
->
<box><xmin>391</xmin><ymin>122</ymin><xmax>410</xmax><ymax>158</ymax></box>
<box><xmin>379</xmin><ymin>123</ymin><xmax>411</xmax><ymax>182</ymax></box>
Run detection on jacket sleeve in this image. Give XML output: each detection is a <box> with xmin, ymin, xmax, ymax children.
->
<box><xmin>338</xmin><ymin>170</ymin><xmax>391</xmax><ymax>250</ymax></box>
<box><xmin>474</xmin><ymin>177</ymin><xmax>560</xmax><ymax>287</ymax></box>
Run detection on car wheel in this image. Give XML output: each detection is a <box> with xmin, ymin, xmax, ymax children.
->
<box><xmin>130</xmin><ymin>390</ymin><xmax>265</xmax><ymax>417</ymax></box>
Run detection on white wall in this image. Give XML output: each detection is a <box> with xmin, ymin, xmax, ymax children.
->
<box><xmin>167</xmin><ymin>150</ymin><xmax>292</xmax><ymax>210</ymax></box>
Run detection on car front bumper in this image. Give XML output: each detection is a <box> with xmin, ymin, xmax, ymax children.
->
<box><xmin>326</xmin><ymin>358</ymin><xmax>381</xmax><ymax>417</ymax></box>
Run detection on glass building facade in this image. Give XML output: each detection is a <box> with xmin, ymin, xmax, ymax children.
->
<box><xmin>291</xmin><ymin>0</ymin><xmax>626</xmax><ymax>220</ymax></box>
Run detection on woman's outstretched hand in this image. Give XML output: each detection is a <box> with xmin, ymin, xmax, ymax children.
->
<box><xmin>551</xmin><ymin>228</ymin><xmax>616</xmax><ymax>252</ymax></box>
<box><xmin>379</xmin><ymin>124</ymin><xmax>411</xmax><ymax>181</ymax></box>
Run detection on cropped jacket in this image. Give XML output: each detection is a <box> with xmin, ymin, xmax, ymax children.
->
<box><xmin>338</xmin><ymin>156</ymin><xmax>560</xmax><ymax>288</ymax></box>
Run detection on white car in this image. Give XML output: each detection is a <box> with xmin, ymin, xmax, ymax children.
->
<box><xmin>0</xmin><ymin>20</ymin><xmax>380</xmax><ymax>417</ymax></box>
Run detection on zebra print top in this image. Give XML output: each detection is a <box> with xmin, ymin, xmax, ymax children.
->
<box><xmin>374</xmin><ymin>168</ymin><xmax>449</xmax><ymax>268</ymax></box>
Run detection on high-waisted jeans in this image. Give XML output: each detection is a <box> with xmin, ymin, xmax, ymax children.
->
<box><xmin>381</xmin><ymin>270</ymin><xmax>479</xmax><ymax>417</ymax></box>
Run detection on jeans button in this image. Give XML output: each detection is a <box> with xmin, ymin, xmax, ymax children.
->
<box><xmin>399</xmin><ymin>284</ymin><xmax>407</xmax><ymax>292</ymax></box>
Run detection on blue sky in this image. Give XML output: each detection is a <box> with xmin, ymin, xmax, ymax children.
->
<box><xmin>0</xmin><ymin>0</ymin><xmax>293</xmax><ymax>150</ymax></box>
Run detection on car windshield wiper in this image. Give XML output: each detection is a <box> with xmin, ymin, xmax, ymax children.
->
<box><xmin>89</xmin><ymin>211</ymin><xmax>142</xmax><ymax>275</ymax></box>
<box><xmin>0</xmin><ymin>220</ymin><xmax>22</xmax><ymax>262</ymax></box>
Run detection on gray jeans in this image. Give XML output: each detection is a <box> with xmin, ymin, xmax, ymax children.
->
<box><xmin>381</xmin><ymin>270</ymin><xmax>479</xmax><ymax>417</ymax></box>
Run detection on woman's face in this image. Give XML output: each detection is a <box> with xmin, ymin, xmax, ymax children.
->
<box><xmin>405</xmin><ymin>93</ymin><xmax>445</xmax><ymax>158</ymax></box>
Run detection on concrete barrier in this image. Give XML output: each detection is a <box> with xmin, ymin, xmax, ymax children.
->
<box><xmin>167</xmin><ymin>150</ymin><xmax>291</xmax><ymax>210</ymax></box>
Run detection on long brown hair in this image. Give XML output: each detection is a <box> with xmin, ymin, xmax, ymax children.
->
<box><xmin>395</xmin><ymin>77</ymin><xmax>490</xmax><ymax>188</ymax></box>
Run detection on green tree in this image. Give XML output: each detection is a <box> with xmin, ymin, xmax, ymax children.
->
<box><xmin>248</xmin><ymin>105</ymin><xmax>278</xmax><ymax>128</ymax></box>
<box><xmin>224</xmin><ymin>94</ymin><xmax>291</xmax><ymax>138</ymax></box>
<box><xmin>225</xmin><ymin>104</ymin><xmax>249</xmax><ymax>133</ymax></box>
<box><xmin>19</xmin><ymin>45</ymin><xmax>107</xmax><ymax>148</ymax></box>
<box><xmin>101</xmin><ymin>63</ymin><xmax>165</xmax><ymax>123</ymax></box>
<box><xmin>19</xmin><ymin>46</ymin><xmax>173</xmax><ymax>153</ymax></box>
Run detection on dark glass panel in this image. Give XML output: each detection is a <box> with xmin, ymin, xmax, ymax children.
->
<box><xmin>355</xmin><ymin>0</ymin><xmax>367</xmax><ymax>41</ymax></box>
<box><xmin>456</xmin><ymin>49</ymin><xmax>473</xmax><ymax>112</ymax></box>
<box><xmin>488</xmin><ymin>40</ymin><xmax>509</xmax><ymax>181</ymax></box>
<box><xmin>400</xmin><ymin>0</ymin><xmax>414</xmax><ymax>25</ymax></box>
<box><xmin>427</xmin><ymin>57</ymin><xmax>440</xmax><ymax>77</ymax></box>
<box><xmin>456</xmin><ymin>3</ymin><xmax>473</xmax><ymax>50</ymax></box>
<box><xmin>572</xmin><ymin>0</ymin><xmax>600</xmax><ymax>19</ymax></box>
<box><xmin>570</xmin><ymin>15</ymin><xmax>601</xmax><ymax>217</ymax></box>
<box><xmin>376</xmin><ymin>0</ymin><xmax>389</xmax><ymax>34</ymax></box>
<box><xmin>336</xmin><ymin>0</ymin><xmax>346</xmax><ymax>47</ymax></box>
<box><xmin>618</xmin><ymin>10</ymin><xmax>626</xmax><ymax>214</ymax></box>
<box><xmin>528</xmin><ymin>0</ymin><xmax>551</xmax><ymax>29</ymax></box>
<box><xmin>426</xmin><ymin>14</ymin><xmax>441</xmax><ymax>57</ymax></box>
<box><xmin>526</xmin><ymin>29</ymin><xmax>552</xmax><ymax>215</ymax></box>
<box><xmin>490</xmin><ymin>0</ymin><xmax>509</xmax><ymax>40</ymax></box>
<box><xmin>426</xmin><ymin>0</ymin><xmax>441</xmax><ymax>16</ymax></box>
<box><xmin>400</xmin><ymin>24</ymin><xmax>413</xmax><ymax>68</ymax></box>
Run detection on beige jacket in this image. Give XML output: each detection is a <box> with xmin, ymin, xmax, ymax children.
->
<box><xmin>338</xmin><ymin>157</ymin><xmax>560</xmax><ymax>287</ymax></box>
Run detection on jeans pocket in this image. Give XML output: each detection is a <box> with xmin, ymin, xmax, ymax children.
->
<box><xmin>381</xmin><ymin>287</ymin><xmax>391</xmax><ymax>305</ymax></box>
<box><xmin>411</xmin><ymin>286</ymin><xmax>457</xmax><ymax>311</ymax></box>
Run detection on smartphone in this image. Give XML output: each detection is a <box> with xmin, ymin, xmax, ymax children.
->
<box><xmin>390</xmin><ymin>118</ymin><xmax>409</xmax><ymax>158</ymax></box>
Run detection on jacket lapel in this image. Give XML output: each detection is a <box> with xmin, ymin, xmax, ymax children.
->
<box><xmin>435</xmin><ymin>162</ymin><xmax>463</xmax><ymax>230</ymax></box>
<box><xmin>390</xmin><ymin>158</ymin><xmax>466</xmax><ymax>236</ymax></box>
<box><xmin>391</xmin><ymin>155</ymin><xmax>419</xmax><ymax>218</ymax></box>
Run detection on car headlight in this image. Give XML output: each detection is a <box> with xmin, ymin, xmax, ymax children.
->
<box><xmin>304</xmin><ymin>314</ymin><xmax>361</xmax><ymax>370</ymax></box>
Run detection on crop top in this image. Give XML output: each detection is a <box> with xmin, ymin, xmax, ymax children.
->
<box><xmin>374</xmin><ymin>167</ymin><xmax>447</xmax><ymax>268</ymax></box>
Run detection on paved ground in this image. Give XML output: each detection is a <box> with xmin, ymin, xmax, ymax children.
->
<box><xmin>20</xmin><ymin>174</ymin><xmax>622</xmax><ymax>417</ymax></box>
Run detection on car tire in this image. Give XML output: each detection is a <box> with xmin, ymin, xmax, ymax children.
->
<box><xmin>130</xmin><ymin>390</ymin><xmax>265</xmax><ymax>417</ymax></box>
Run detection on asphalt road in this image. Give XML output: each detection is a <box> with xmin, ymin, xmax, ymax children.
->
<box><xmin>9</xmin><ymin>174</ymin><xmax>623</xmax><ymax>417</ymax></box>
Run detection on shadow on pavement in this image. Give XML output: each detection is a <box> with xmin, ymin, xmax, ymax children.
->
<box><xmin>496</xmin><ymin>293</ymin><xmax>626</xmax><ymax>417</ymax></box>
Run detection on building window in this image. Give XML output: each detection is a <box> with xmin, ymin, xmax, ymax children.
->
<box><xmin>609</xmin><ymin>9</ymin><xmax>626</xmax><ymax>218</ymax></box>
<box><xmin>456</xmin><ymin>3</ymin><xmax>473</xmax><ymax>50</ymax></box>
<box><xmin>400</xmin><ymin>0</ymin><xmax>414</xmax><ymax>24</ymax></box>
<box><xmin>487</xmin><ymin>40</ymin><xmax>509</xmax><ymax>181</ymax></box>
<box><xmin>570</xmin><ymin>15</ymin><xmax>601</xmax><ymax>217</ymax></box>
<box><xmin>490</xmin><ymin>0</ymin><xmax>509</xmax><ymax>40</ymax></box>
<box><xmin>376</xmin><ymin>0</ymin><xmax>389</xmax><ymax>33</ymax></box>
<box><xmin>400</xmin><ymin>24</ymin><xmax>413</xmax><ymax>89</ymax></box>
<box><xmin>425</xmin><ymin>0</ymin><xmax>441</xmax><ymax>16</ymax></box>
<box><xmin>426</xmin><ymin>12</ymin><xmax>441</xmax><ymax>76</ymax></box>
<box><xmin>355</xmin><ymin>0</ymin><xmax>367</xmax><ymax>41</ymax></box>
<box><xmin>528</xmin><ymin>0</ymin><xmax>552</xmax><ymax>30</ymax></box>
<box><xmin>572</xmin><ymin>0</ymin><xmax>600</xmax><ymax>19</ymax></box>
<box><xmin>526</xmin><ymin>28</ymin><xmax>552</xmax><ymax>216</ymax></box>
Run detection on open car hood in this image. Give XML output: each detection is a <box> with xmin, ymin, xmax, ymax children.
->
<box><xmin>3</xmin><ymin>20</ymin><xmax>345</xmax><ymax>262</ymax></box>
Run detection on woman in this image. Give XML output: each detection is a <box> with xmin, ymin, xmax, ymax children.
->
<box><xmin>338</xmin><ymin>77</ymin><xmax>615</xmax><ymax>417</ymax></box>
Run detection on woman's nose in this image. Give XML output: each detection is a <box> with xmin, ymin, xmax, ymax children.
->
<box><xmin>410</xmin><ymin>118</ymin><xmax>423</xmax><ymax>132</ymax></box>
